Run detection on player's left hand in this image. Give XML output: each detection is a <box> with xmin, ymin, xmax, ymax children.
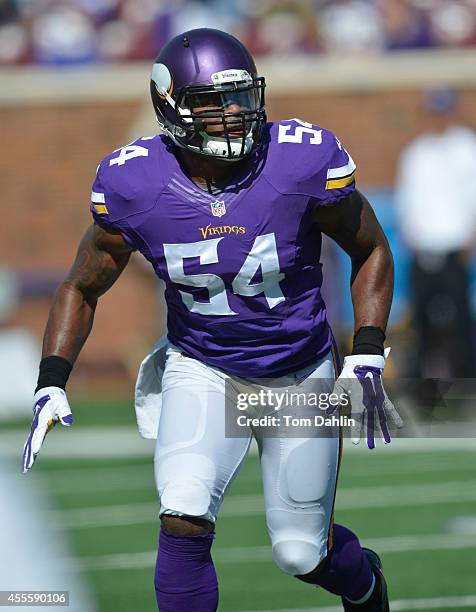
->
<box><xmin>22</xmin><ymin>386</ymin><xmax>73</xmax><ymax>473</ymax></box>
<box><xmin>328</xmin><ymin>353</ymin><xmax>404</xmax><ymax>449</ymax></box>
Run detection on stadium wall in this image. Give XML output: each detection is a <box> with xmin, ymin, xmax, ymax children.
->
<box><xmin>2</xmin><ymin>51</ymin><xmax>476</xmax><ymax>391</ymax></box>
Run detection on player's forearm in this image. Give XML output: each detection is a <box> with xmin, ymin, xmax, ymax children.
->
<box><xmin>350</xmin><ymin>239</ymin><xmax>394</xmax><ymax>333</ymax></box>
<box><xmin>41</xmin><ymin>281</ymin><xmax>96</xmax><ymax>364</ymax></box>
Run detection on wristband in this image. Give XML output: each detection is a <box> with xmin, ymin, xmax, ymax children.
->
<box><xmin>35</xmin><ymin>356</ymin><xmax>73</xmax><ymax>393</ymax></box>
<box><xmin>351</xmin><ymin>326</ymin><xmax>385</xmax><ymax>356</ymax></box>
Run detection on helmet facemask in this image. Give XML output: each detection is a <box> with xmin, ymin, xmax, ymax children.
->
<box><xmin>151</xmin><ymin>68</ymin><xmax>266</xmax><ymax>161</ymax></box>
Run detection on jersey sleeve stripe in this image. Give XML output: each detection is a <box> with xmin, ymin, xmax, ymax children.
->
<box><xmin>91</xmin><ymin>191</ymin><xmax>106</xmax><ymax>203</ymax></box>
<box><xmin>325</xmin><ymin>173</ymin><xmax>355</xmax><ymax>190</ymax></box>
<box><xmin>92</xmin><ymin>203</ymin><xmax>109</xmax><ymax>214</ymax></box>
<box><xmin>326</xmin><ymin>155</ymin><xmax>356</xmax><ymax>180</ymax></box>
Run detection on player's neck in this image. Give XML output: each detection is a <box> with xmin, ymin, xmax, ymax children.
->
<box><xmin>177</xmin><ymin>149</ymin><xmax>245</xmax><ymax>193</ymax></box>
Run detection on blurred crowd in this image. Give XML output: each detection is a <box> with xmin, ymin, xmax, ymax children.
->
<box><xmin>2</xmin><ymin>0</ymin><xmax>476</xmax><ymax>65</ymax></box>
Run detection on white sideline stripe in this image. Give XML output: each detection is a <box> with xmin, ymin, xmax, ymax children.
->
<box><xmin>53</xmin><ymin>480</ymin><xmax>476</xmax><ymax>529</ymax></box>
<box><xmin>1</xmin><ymin>428</ymin><xmax>475</xmax><ymax>459</ymax></box>
<box><xmin>241</xmin><ymin>594</ymin><xmax>476</xmax><ymax>611</ymax></box>
<box><xmin>0</xmin><ymin>426</ymin><xmax>156</xmax><ymax>459</ymax></box>
<box><xmin>91</xmin><ymin>191</ymin><xmax>105</xmax><ymax>203</ymax></box>
<box><xmin>75</xmin><ymin>533</ymin><xmax>476</xmax><ymax>571</ymax></box>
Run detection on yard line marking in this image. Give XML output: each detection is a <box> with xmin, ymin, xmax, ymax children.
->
<box><xmin>74</xmin><ymin>532</ymin><xmax>476</xmax><ymax>571</ymax></box>
<box><xmin>336</xmin><ymin>480</ymin><xmax>476</xmax><ymax>510</ymax></box>
<box><xmin>38</xmin><ymin>452</ymin><xmax>475</xmax><ymax>497</ymax></box>
<box><xmin>42</xmin><ymin>455</ymin><xmax>476</xmax><ymax>495</ymax></box>
<box><xmin>344</xmin><ymin>438</ymin><xmax>476</xmax><ymax>454</ymax></box>
<box><xmin>53</xmin><ymin>480</ymin><xmax>476</xmax><ymax>529</ymax></box>
<box><xmin>77</xmin><ymin>551</ymin><xmax>156</xmax><ymax>570</ymax></box>
<box><xmin>55</xmin><ymin>501</ymin><xmax>160</xmax><ymax>529</ymax></box>
<box><xmin>241</xmin><ymin>594</ymin><xmax>476</xmax><ymax>611</ymax></box>
<box><xmin>365</xmin><ymin>532</ymin><xmax>476</xmax><ymax>553</ymax></box>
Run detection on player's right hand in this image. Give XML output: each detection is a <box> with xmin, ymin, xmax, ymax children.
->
<box><xmin>22</xmin><ymin>386</ymin><xmax>73</xmax><ymax>474</ymax></box>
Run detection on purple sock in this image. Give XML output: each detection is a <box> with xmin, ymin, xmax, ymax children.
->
<box><xmin>154</xmin><ymin>527</ymin><xmax>218</xmax><ymax>612</ymax></box>
<box><xmin>299</xmin><ymin>524</ymin><xmax>373</xmax><ymax>601</ymax></box>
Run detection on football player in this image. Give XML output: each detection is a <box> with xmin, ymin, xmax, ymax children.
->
<box><xmin>23</xmin><ymin>29</ymin><xmax>402</xmax><ymax>611</ymax></box>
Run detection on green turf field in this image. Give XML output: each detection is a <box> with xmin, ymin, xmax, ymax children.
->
<box><xmin>22</xmin><ymin>400</ymin><xmax>476</xmax><ymax>611</ymax></box>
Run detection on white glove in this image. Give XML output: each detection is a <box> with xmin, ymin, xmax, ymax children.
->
<box><xmin>22</xmin><ymin>386</ymin><xmax>73</xmax><ymax>473</ymax></box>
<box><xmin>329</xmin><ymin>352</ymin><xmax>404</xmax><ymax>449</ymax></box>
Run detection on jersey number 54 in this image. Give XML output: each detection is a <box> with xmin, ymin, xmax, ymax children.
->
<box><xmin>163</xmin><ymin>233</ymin><xmax>284</xmax><ymax>316</ymax></box>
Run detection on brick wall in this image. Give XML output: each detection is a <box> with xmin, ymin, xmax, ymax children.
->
<box><xmin>2</xmin><ymin>88</ymin><xmax>476</xmax><ymax>390</ymax></box>
<box><xmin>1</xmin><ymin>102</ymin><xmax>162</xmax><ymax>391</ymax></box>
<box><xmin>268</xmin><ymin>89</ymin><xmax>476</xmax><ymax>187</ymax></box>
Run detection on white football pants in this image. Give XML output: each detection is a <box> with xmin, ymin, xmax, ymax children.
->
<box><xmin>155</xmin><ymin>344</ymin><xmax>341</xmax><ymax>575</ymax></box>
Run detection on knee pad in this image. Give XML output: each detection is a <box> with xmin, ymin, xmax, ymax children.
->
<box><xmin>272</xmin><ymin>539</ymin><xmax>325</xmax><ymax>576</ymax></box>
<box><xmin>266</xmin><ymin>507</ymin><xmax>329</xmax><ymax>573</ymax></box>
<box><xmin>160</xmin><ymin>477</ymin><xmax>211</xmax><ymax>517</ymax></box>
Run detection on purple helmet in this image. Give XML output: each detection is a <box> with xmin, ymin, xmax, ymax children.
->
<box><xmin>150</xmin><ymin>28</ymin><xmax>266</xmax><ymax>161</ymax></box>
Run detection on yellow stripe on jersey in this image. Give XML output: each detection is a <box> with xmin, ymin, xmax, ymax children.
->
<box><xmin>93</xmin><ymin>203</ymin><xmax>108</xmax><ymax>214</ymax></box>
<box><xmin>325</xmin><ymin>172</ymin><xmax>355</xmax><ymax>190</ymax></box>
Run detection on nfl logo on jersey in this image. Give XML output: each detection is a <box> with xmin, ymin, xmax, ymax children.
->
<box><xmin>211</xmin><ymin>200</ymin><xmax>226</xmax><ymax>217</ymax></box>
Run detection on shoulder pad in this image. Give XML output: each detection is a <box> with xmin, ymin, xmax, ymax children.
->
<box><xmin>264</xmin><ymin>119</ymin><xmax>356</xmax><ymax>205</ymax></box>
<box><xmin>89</xmin><ymin>135</ymin><xmax>169</xmax><ymax>225</ymax></box>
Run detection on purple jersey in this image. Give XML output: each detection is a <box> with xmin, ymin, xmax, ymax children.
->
<box><xmin>90</xmin><ymin>119</ymin><xmax>356</xmax><ymax>378</ymax></box>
